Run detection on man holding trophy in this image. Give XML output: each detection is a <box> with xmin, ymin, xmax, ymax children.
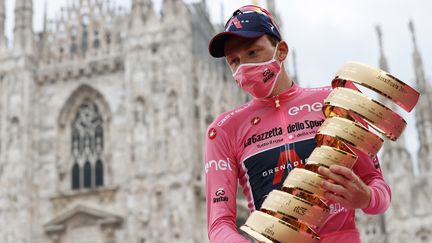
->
<box><xmin>204</xmin><ymin>5</ymin><xmax>393</xmax><ymax>243</ymax></box>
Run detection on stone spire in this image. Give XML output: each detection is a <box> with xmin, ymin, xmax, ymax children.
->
<box><xmin>375</xmin><ymin>25</ymin><xmax>413</xmax><ymax>221</ymax></box>
<box><xmin>375</xmin><ymin>25</ymin><xmax>405</xmax><ymax>144</ymax></box>
<box><xmin>0</xmin><ymin>0</ymin><xmax>7</xmax><ymax>52</ymax></box>
<box><xmin>43</xmin><ymin>0</ymin><xmax>47</xmax><ymax>33</ymax></box>
<box><xmin>376</xmin><ymin>26</ymin><xmax>389</xmax><ymax>72</ymax></box>
<box><xmin>220</xmin><ymin>1</ymin><xmax>224</xmax><ymax>25</ymax></box>
<box><xmin>201</xmin><ymin>0</ymin><xmax>208</xmax><ymax>17</ymax></box>
<box><xmin>409</xmin><ymin>20</ymin><xmax>432</xmax><ymax>176</ymax></box>
<box><xmin>129</xmin><ymin>0</ymin><xmax>157</xmax><ymax>33</ymax></box>
<box><xmin>162</xmin><ymin>0</ymin><xmax>182</xmax><ymax>15</ymax></box>
<box><xmin>267</xmin><ymin>0</ymin><xmax>275</xmax><ymax>11</ymax></box>
<box><xmin>13</xmin><ymin>0</ymin><xmax>33</xmax><ymax>55</ymax></box>
<box><xmin>409</xmin><ymin>20</ymin><xmax>428</xmax><ymax>92</ymax></box>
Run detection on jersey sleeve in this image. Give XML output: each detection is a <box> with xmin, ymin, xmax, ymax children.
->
<box><xmin>351</xmin><ymin>147</ymin><xmax>391</xmax><ymax>215</ymax></box>
<box><xmin>204</xmin><ymin>125</ymin><xmax>251</xmax><ymax>243</ymax></box>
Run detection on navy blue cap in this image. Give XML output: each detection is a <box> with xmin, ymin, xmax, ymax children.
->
<box><xmin>209</xmin><ymin>8</ymin><xmax>282</xmax><ymax>58</ymax></box>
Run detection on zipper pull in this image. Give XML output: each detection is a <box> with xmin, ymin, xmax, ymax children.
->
<box><xmin>274</xmin><ymin>95</ymin><xmax>280</xmax><ymax>108</ymax></box>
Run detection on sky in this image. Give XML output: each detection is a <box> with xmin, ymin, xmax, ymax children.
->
<box><xmin>3</xmin><ymin>0</ymin><xmax>431</xmax><ymax>173</ymax></box>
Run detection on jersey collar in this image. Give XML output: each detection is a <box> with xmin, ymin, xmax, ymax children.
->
<box><xmin>252</xmin><ymin>81</ymin><xmax>302</xmax><ymax>107</ymax></box>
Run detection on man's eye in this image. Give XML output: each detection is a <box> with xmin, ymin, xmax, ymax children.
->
<box><xmin>231</xmin><ymin>59</ymin><xmax>240</xmax><ymax>66</ymax></box>
<box><xmin>248</xmin><ymin>50</ymin><xmax>257</xmax><ymax>56</ymax></box>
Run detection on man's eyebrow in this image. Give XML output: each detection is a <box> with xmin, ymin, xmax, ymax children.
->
<box><xmin>225</xmin><ymin>38</ymin><xmax>257</xmax><ymax>54</ymax></box>
<box><xmin>246</xmin><ymin>44</ymin><xmax>264</xmax><ymax>51</ymax></box>
<box><xmin>225</xmin><ymin>39</ymin><xmax>264</xmax><ymax>57</ymax></box>
<box><xmin>224</xmin><ymin>45</ymin><xmax>242</xmax><ymax>56</ymax></box>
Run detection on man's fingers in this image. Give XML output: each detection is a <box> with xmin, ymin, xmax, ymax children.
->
<box><xmin>321</xmin><ymin>180</ymin><xmax>348</xmax><ymax>197</ymax></box>
<box><xmin>317</xmin><ymin>165</ymin><xmax>370</xmax><ymax>209</ymax></box>
<box><xmin>329</xmin><ymin>165</ymin><xmax>356</xmax><ymax>181</ymax></box>
<box><xmin>318</xmin><ymin>166</ymin><xmax>350</xmax><ymax>186</ymax></box>
<box><xmin>323</xmin><ymin>191</ymin><xmax>350</xmax><ymax>207</ymax></box>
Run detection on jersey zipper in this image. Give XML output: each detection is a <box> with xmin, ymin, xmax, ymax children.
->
<box><xmin>272</xmin><ymin>94</ymin><xmax>292</xmax><ymax>185</ymax></box>
<box><xmin>274</xmin><ymin>95</ymin><xmax>280</xmax><ymax>109</ymax></box>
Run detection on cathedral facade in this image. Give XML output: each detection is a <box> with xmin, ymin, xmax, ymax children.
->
<box><xmin>0</xmin><ymin>0</ymin><xmax>246</xmax><ymax>242</ymax></box>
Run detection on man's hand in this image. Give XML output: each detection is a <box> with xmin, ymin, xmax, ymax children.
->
<box><xmin>317</xmin><ymin>165</ymin><xmax>371</xmax><ymax>209</ymax></box>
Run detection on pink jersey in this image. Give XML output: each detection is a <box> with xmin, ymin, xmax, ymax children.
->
<box><xmin>204</xmin><ymin>83</ymin><xmax>391</xmax><ymax>243</ymax></box>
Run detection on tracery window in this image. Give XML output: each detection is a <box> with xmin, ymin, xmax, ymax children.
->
<box><xmin>93</xmin><ymin>31</ymin><xmax>100</xmax><ymax>49</ymax></box>
<box><xmin>71</xmin><ymin>98</ymin><xmax>104</xmax><ymax>190</ymax></box>
<box><xmin>70</xmin><ymin>28</ymin><xmax>78</xmax><ymax>54</ymax></box>
<box><xmin>82</xmin><ymin>27</ymin><xmax>88</xmax><ymax>54</ymax></box>
<box><xmin>95</xmin><ymin>160</ymin><xmax>104</xmax><ymax>186</ymax></box>
<box><xmin>134</xmin><ymin>98</ymin><xmax>146</xmax><ymax>125</ymax></box>
<box><xmin>105</xmin><ymin>32</ymin><xmax>111</xmax><ymax>45</ymax></box>
<box><xmin>72</xmin><ymin>163</ymin><xmax>80</xmax><ymax>189</ymax></box>
<box><xmin>84</xmin><ymin>161</ymin><xmax>92</xmax><ymax>188</ymax></box>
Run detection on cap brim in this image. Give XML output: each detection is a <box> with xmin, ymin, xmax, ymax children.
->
<box><xmin>208</xmin><ymin>31</ymin><xmax>266</xmax><ymax>58</ymax></box>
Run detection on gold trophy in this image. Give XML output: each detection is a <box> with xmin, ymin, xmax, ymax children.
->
<box><xmin>240</xmin><ymin>62</ymin><xmax>420</xmax><ymax>242</ymax></box>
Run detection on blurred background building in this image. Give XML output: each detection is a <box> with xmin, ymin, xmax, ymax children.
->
<box><xmin>0</xmin><ymin>0</ymin><xmax>430</xmax><ymax>242</ymax></box>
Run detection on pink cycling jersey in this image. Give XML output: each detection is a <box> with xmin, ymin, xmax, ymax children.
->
<box><xmin>204</xmin><ymin>83</ymin><xmax>391</xmax><ymax>243</ymax></box>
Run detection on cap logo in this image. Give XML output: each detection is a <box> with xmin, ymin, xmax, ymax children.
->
<box><xmin>269</xmin><ymin>23</ymin><xmax>275</xmax><ymax>32</ymax></box>
<box><xmin>230</xmin><ymin>16</ymin><xmax>243</xmax><ymax>29</ymax></box>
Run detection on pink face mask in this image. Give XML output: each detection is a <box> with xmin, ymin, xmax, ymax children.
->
<box><xmin>232</xmin><ymin>44</ymin><xmax>281</xmax><ymax>99</ymax></box>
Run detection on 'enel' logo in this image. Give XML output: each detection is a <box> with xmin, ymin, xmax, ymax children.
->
<box><xmin>288</xmin><ymin>102</ymin><xmax>323</xmax><ymax>116</ymax></box>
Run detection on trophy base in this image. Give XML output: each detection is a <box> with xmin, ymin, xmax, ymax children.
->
<box><xmin>240</xmin><ymin>225</ymin><xmax>274</xmax><ymax>243</ymax></box>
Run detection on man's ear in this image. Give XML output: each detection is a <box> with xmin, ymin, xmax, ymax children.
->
<box><xmin>277</xmin><ymin>41</ymin><xmax>289</xmax><ymax>62</ymax></box>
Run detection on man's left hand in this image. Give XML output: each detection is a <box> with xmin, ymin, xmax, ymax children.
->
<box><xmin>317</xmin><ymin>165</ymin><xmax>371</xmax><ymax>210</ymax></box>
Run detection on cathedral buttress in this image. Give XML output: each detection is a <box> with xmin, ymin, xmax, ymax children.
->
<box><xmin>0</xmin><ymin>0</ymin><xmax>7</xmax><ymax>52</ymax></box>
<box><xmin>13</xmin><ymin>0</ymin><xmax>33</xmax><ymax>55</ymax></box>
<box><xmin>0</xmin><ymin>1</ymin><xmax>35</xmax><ymax>243</ymax></box>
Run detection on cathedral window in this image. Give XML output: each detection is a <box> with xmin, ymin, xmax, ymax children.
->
<box><xmin>194</xmin><ymin>105</ymin><xmax>200</xmax><ymax>119</ymax></box>
<box><xmin>93</xmin><ymin>31</ymin><xmax>100</xmax><ymax>49</ymax></box>
<box><xmin>70</xmin><ymin>98</ymin><xmax>105</xmax><ymax>190</ymax></box>
<box><xmin>151</xmin><ymin>43</ymin><xmax>159</xmax><ymax>54</ymax></box>
<box><xmin>83</xmin><ymin>161</ymin><xmax>92</xmax><ymax>188</ymax></box>
<box><xmin>105</xmin><ymin>32</ymin><xmax>111</xmax><ymax>45</ymax></box>
<box><xmin>71</xmin><ymin>35</ymin><xmax>78</xmax><ymax>54</ymax></box>
<box><xmin>72</xmin><ymin>163</ymin><xmax>80</xmax><ymax>190</ymax></box>
<box><xmin>70</xmin><ymin>28</ymin><xmax>78</xmax><ymax>54</ymax></box>
<box><xmin>70</xmin><ymin>43</ymin><xmax>78</xmax><ymax>54</ymax></box>
<box><xmin>82</xmin><ymin>28</ymin><xmax>88</xmax><ymax>54</ymax></box>
<box><xmin>134</xmin><ymin>98</ymin><xmax>146</xmax><ymax>125</ymax></box>
<box><xmin>95</xmin><ymin>160</ymin><xmax>104</xmax><ymax>187</ymax></box>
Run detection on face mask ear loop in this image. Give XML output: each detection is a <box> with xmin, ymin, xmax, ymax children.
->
<box><xmin>232</xmin><ymin>67</ymin><xmax>242</xmax><ymax>88</ymax></box>
<box><xmin>272</xmin><ymin>43</ymin><xmax>280</xmax><ymax>61</ymax></box>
